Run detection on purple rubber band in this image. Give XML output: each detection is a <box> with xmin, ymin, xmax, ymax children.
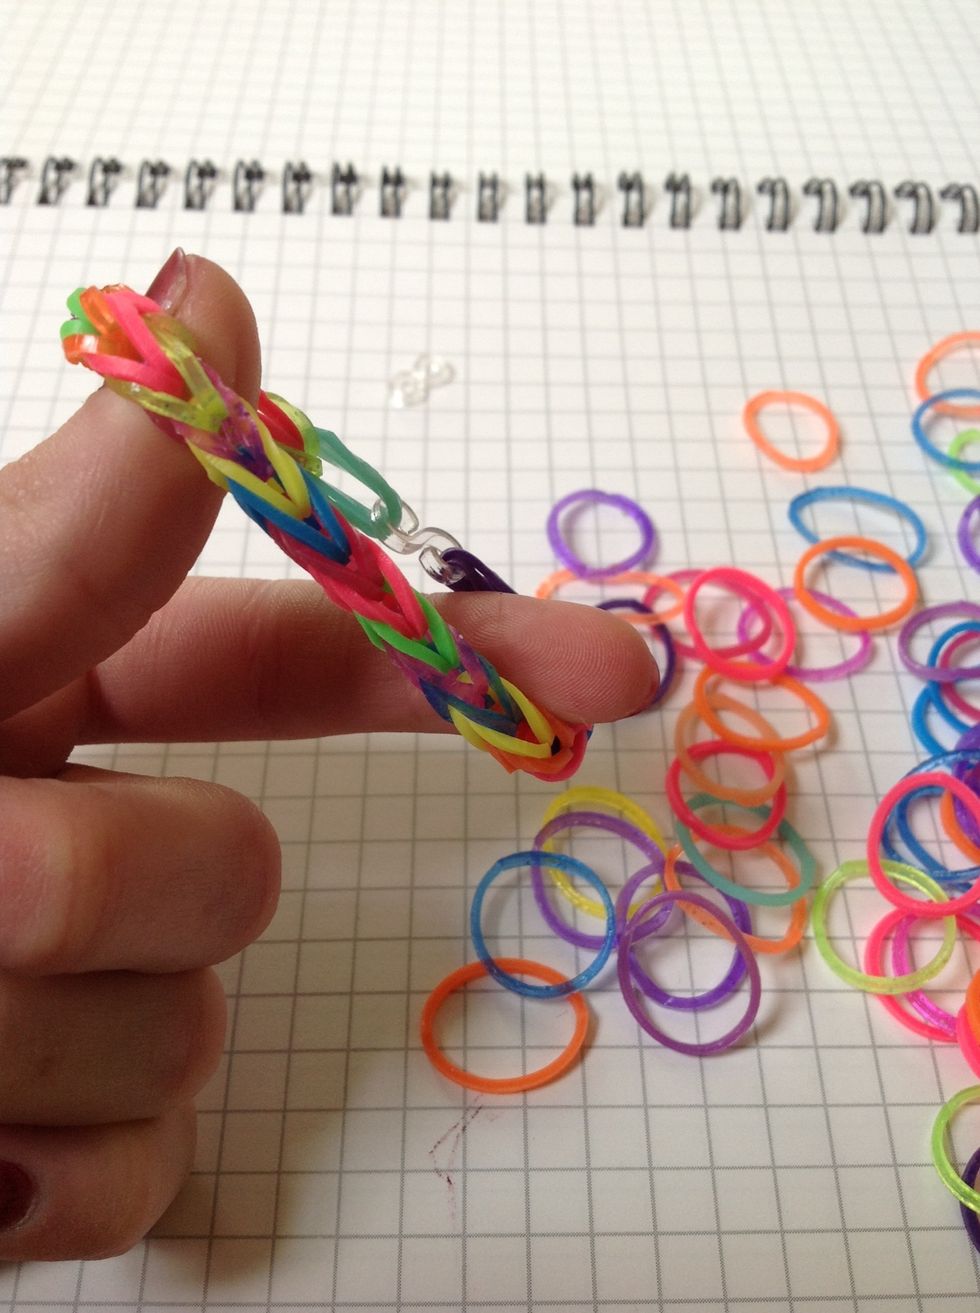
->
<box><xmin>597</xmin><ymin>598</ymin><xmax>677</xmax><ymax>709</ymax></box>
<box><xmin>899</xmin><ymin>602</ymin><xmax>980</xmax><ymax>683</ymax></box>
<box><xmin>959</xmin><ymin>496</ymin><xmax>980</xmax><ymax>573</ymax></box>
<box><xmin>959</xmin><ymin>1145</ymin><xmax>980</xmax><ymax>1252</ymax></box>
<box><xmin>889</xmin><ymin>913</ymin><xmax>957</xmax><ymax>1036</ymax></box>
<box><xmin>735</xmin><ymin>584</ymin><xmax>873</xmax><ymax>682</ymax></box>
<box><xmin>953</xmin><ymin>724</ymin><xmax>980</xmax><ymax>846</ymax></box>
<box><xmin>546</xmin><ymin>488</ymin><xmax>656</xmax><ymax>580</ymax></box>
<box><xmin>531</xmin><ymin>811</ymin><xmax>670</xmax><ymax>950</ymax></box>
<box><xmin>615</xmin><ymin>861</ymin><xmax>753</xmax><ymax>1011</ymax></box>
<box><xmin>616</xmin><ymin>889</ymin><xmax>762</xmax><ymax>1055</ymax></box>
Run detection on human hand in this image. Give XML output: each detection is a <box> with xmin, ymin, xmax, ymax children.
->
<box><xmin>0</xmin><ymin>251</ymin><xmax>658</xmax><ymax>1259</ymax></box>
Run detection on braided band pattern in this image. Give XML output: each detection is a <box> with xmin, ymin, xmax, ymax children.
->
<box><xmin>61</xmin><ymin>284</ymin><xmax>588</xmax><ymax>779</ymax></box>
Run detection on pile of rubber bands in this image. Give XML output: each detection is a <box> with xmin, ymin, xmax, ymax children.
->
<box><xmin>422</xmin><ymin>343</ymin><xmax>980</xmax><ymax>1248</ymax></box>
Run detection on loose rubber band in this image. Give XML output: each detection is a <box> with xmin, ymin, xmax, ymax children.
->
<box><xmin>934</xmin><ymin>626</ymin><xmax>980</xmax><ymax>724</ymax></box>
<box><xmin>683</xmin><ymin>566</ymin><xmax>797</xmax><ymax>683</ymax></box>
<box><xmin>614</xmin><ymin>862</ymin><xmax>752</xmax><ymax>1011</ymax></box>
<box><xmin>673</xmin><ymin>698</ymin><xmax>787</xmax><ymax>807</ymax></box>
<box><xmin>663</xmin><ymin>840</ymin><xmax>807</xmax><ymax>956</ymax></box>
<box><xmin>675</xmin><ymin>793</ymin><xmax>817</xmax><ymax>908</ymax></box>
<box><xmin>948</xmin><ymin>429</ymin><xmax>980</xmax><ymax>496</ymax></box>
<box><xmin>531</xmin><ymin>812</ymin><xmax>667</xmax><ymax>948</ymax></box>
<box><xmin>616</xmin><ymin>890</ymin><xmax>762</xmax><ymax>1056</ymax></box>
<box><xmin>546</xmin><ymin>488</ymin><xmax>656</xmax><ymax>580</ymax></box>
<box><xmin>899</xmin><ymin>602</ymin><xmax>980</xmax><ymax>683</ymax></box>
<box><xmin>787</xmin><ymin>485</ymin><xmax>928</xmax><ymax>574</ymax></box>
<box><xmin>866</xmin><ymin>906</ymin><xmax>980</xmax><ymax>1040</ymax></box>
<box><xmin>811</xmin><ymin>859</ymin><xmax>957</xmax><ymax>992</ymax></box>
<box><xmin>867</xmin><ymin>771</ymin><xmax>980</xmax><ymax>916</ymax></box>
<box><xmin>419</xmin><ymin>958</ymin><xmax>589</xmax><ymax>1094</ymax></box>
<box><xmin>960</xmin><ymin>495</ymin><xmax>980</xmax><ymax>573</ymax></box>
<box><xmin>883</xmin><ymin>749</ymin><xmax>980</xmax><ymax>885</ymax></box>
<box><xmin>665</xmin><ymin>747</ymin><xmax>787</xmax><ymax>851</ymax></box>
<box><xmin>470</xmin><ymin>851</ymin><xmax>615</xmax><ymax>998</ymax></box>
<box><xmin>965</xmin><ymin>967</ymin><xmax>980</xmax><ymax>1048</ymax></box>
<box><xmin>914</xmin><ymin>334</ymin><xmax>980</xmax><ymax>419</ymax></box>
<box><xmin>537</xmin><ymin>787</ymin><xmax>669</xmax><ymax>920</ymax></box>
<box><xmin>693</xmin><ymin>668</ymin><xmax>831</xmax><ymax>754</ymax></box>
<box><xmin>535</xmin><ymin>568</ymin><xmax>686</xmax><ymax>623</ymax></box>
<box><xmin>646</xmin><ymin>567</ymin><xmax>774</xmax><ymax>662</ymax></box>
<box><xmin>793</xmin><ymin>535</ymin><xmax>919</xmax><ymax>633</ymax></box>
<box><xmin>734</xmin><ymin>585</ymin><xmax>873</xmax><ymax>683</ymax></box>
<box><xmin>742</xmin><ymin>390</ymin><xmax>840</xmax><ymax>473</ymax></box>
<box><xmin>932</xmin><ymin>1085</ymin><xmax>980</xmax><ymax>1213</ymax></box>
<box><xmin>912</xmin><ymin>389</ymin><xmax>980</xmax><ymax>471</ymax></box>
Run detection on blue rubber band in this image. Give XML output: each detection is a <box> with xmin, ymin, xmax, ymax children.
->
<box><xmin>787</xmin><ymin>485</ymin><xmax>928</xmax><ymax>574</ymax></box>
<box><xmin>911</xmin><ymin>685</ymin><xmax>956</xmax><ymax>757</ymax></box>
<box><xmin>881</xmin><ymin>749</ymin><xmax>980</xmax><ymax>885</ymax></box>
<box><xmin>911</xmin><ymin>390</ymin><xmax>980</xmax><ymax>473</ymax></box>
<box><xmin>470</xmin><ymin>850</ymin><xmax>615</xmax><ymax>999</ymax></box>
<box><xmin>230</xmin><ymin>477</ymin><xmax>351</xmax><ymax>563</ymax></box>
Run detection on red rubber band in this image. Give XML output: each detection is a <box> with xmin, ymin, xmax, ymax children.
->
<box><xmin>665</xmin><ymin>745</ymin><xmax>787</xmax><ymax>851</ymax></box>
<box><xmin>683</xmin><ymin>566</ymin><xmax>796</xmax><ymax>683</ymax></box>
<box><xmin>867</xmin><ymin>772</ymin><xmax>980</xmax><ymax>918</ymax></box>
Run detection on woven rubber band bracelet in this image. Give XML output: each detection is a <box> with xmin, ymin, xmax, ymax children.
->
<box><xmin>60</xmin><ymin>284</ymin><xmax>588</xmax><ymax>780</ymax></box>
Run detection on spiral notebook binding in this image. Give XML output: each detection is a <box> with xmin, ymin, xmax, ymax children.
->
<box><xmin>136</xmin><ymin>159</ymin><xmax>170</xmax><ymax>209</ymax></box>
<box><xmin>184</xmin><ymin>159</ymin><xmax>217</xmax><ymax>211</ymax></box>
<box><xmin>37</xmin><ymin>155</ymin><xmax>74</xmax><ymax>206</ymax></box>
<box><xmin>233</xmin><ymin>159</ymin><xmax>265</xmax><ymax>213</ymax></box>
<box><xmin>525</xmin><ymin>173</ymin><xmax>547</xmax><ymax>224</ymax></box>
<box><xmin>665</xmin><ymin>172</ymin><xmax>692</xmax><ymax>229</ymax></box>
<box><xmin>803</xmin><ymin>177</ymin><xmax>839</xmax><ymax>234</ymax></box>
<box><xmin>617</xmin><ymin>172</ymin><xmax>645</xmax><ymax>228</ymax></box>
<box><xmin>895</xmin><ymin>180</ymin><xmax>935</xmax><ymax>235</ymax></box>
<box><xmin>4</xmin><ymin>155</ymin><xmax>978</xmax><ymax>237</ymax></box>
<box><xmin>282</xmin><ymin>160</ymin><xmax>312</xmax><ymax>214</ymax></box>
<box><xmin>940</xmin><ymin>182</ymin><xmax>979</xmax><ymax>235</ymax></box>
<box><xmin>757</xmin><ymin>177</ymin><xmax>790</xmax><ymax>232</ymax></box>
<box><xmin>0</xmin><ymin>156</ymin><xmax>28</xmax><ymax>204</ymax></box>
<box><xmin>712</xmin><ymin>177</ymin><xmax>742</xmax><ymax>230</ymax></box>
<box><xmin>477</xmin><ymin>172</ymin><xmax>500</xmax><ymax>222</ymax></box>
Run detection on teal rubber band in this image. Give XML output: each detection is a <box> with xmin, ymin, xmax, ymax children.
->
<box><xmin>313</xmin><ymin>426</ymin><xmax>403</xmax><ymax>537</ymax></box>
<box><xmin>675</xmin><ymin>792</ymin><xmax>817</xmax><ymax>907</ymax></box>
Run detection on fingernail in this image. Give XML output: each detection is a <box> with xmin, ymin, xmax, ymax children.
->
<box><xmin>0</xmin><ymin>1161</ymin><xmax>36</xmax><ymax>1232</ymax></box>
<box><xmin>146</xmin><ymin>247</ymin><xmax>188</xmax><ymax>313</ymax></box>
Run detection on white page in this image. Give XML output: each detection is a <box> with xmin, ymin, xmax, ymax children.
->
<box><xmin>2</xmin><ymin>1</ymin><xmax>980</xmax><ymax>1307</ymax></box>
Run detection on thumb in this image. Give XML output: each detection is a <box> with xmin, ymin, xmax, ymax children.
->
<box><xmin>0</xmin><ymin>252</ymin><xmax>262</xmax><ymax>720</ymax></box>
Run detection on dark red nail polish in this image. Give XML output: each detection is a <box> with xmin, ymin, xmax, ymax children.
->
<box><xmin>0</xmin><ymin>1161</ymin><xmax>35</xmax><ymax>1231</ymax></box>
<box><xmin>145</xmin><ymin>247</ymin><xmax>188</xmax><ymax>312</ymax></box>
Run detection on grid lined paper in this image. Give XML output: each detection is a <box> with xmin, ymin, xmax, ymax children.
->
<box><xmin>2</xmin><ymin>1</ymin><xmax>980</xmax><ymax>1307</ymax></box>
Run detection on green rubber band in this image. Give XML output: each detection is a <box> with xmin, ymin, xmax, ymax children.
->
<box><xmin>358</xmin><ymin>615</ymin><xmax>454</xmax><ymax>673</ymax></box>
<box><xmin>675</xmin><ymin>793</ymin><xmax>817</xmax><ymax>907</ymax></box>
<box><xmin>949</xmin><ymin>429</ymin><xmax>980</xmax><ymax>497</ymax></box>
<box><xmin>417</xmin><ymin>594</ymin><xmax>460</xmax><ymax>667</ymax></box>
<box><xmin>811</xmin><ymin>859</ymin><xmax>957</xmax><ymax>994</ymax></box>
<box><xmin>932</xmin><ymin>1084</ymin><xmax>980</xmax><ymax>1213</ymax></box>
<box><xmin>60</xmin><ymin>287</ymin><xmax>94</xmax><ymax>339</ymax></box>
<box><xmin>313</xmin><ymin>426</ymin><xmax>403</xmax><ymax>537</ymax></box>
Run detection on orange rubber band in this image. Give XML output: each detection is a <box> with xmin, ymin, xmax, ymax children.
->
<box><xmin>693</xmin><ymin>668</ymin><xmax>831</xmax><ymax>754</ymax></box>
<box><xmin>915</xmin><ymin>332</ymin><xmax>980</xmax><ymax>419</ymax></box>
<box><xmin>674</xmin><ymin>698</ymin><xmax>787</xmax><ymax>806</ymax></box>
<box><xmin>940</xmin><ymin>789</ymin><xmax>980</xmax><ymax>864</ymax></box>
<box><xmin>793</xmin><ymin>536</ymin><xmax>918</xmax><ymax>633</ymax></box>
<box><xmin>535</xmin><ymin>568</ymin><xmax>686</xmax><ymax>623</ymax></box>
<box><xmin>420</xmin><ymin>958</ymin><xmax>589</xmax><ymax>1094</ymax></box>
<box><xmin>664</xmin><ymin>841</ymin><xmax>807</xmax><ymax>955</ymax></box>
<box><xmin>742</xmin><ymin>390</ymin><xmax>840</xmax><ymax>473</ymax></box>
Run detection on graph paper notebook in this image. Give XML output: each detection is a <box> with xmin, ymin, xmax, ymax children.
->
<box><xmin>2</xmin><ymin>0</ymin><xmax>980</xmax><ymax>1307</ymax></box>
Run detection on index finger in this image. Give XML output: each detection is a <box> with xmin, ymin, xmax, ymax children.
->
<box><xmin>0</xmin><ymin>252</ymin><xmax>262</xmax><ymax>721</ymax></box>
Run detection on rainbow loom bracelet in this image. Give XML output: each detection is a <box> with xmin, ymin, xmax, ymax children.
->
<box><xmin>60</xmin><ymin>284</ymin><xmax>589</xmax><ymax>779</ymax></box>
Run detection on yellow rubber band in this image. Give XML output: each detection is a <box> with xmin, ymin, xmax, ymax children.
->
<box><xmin>538</xmin><ymin>786</ymin><xmax>668</xmax><ymax>918</ymax></box>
